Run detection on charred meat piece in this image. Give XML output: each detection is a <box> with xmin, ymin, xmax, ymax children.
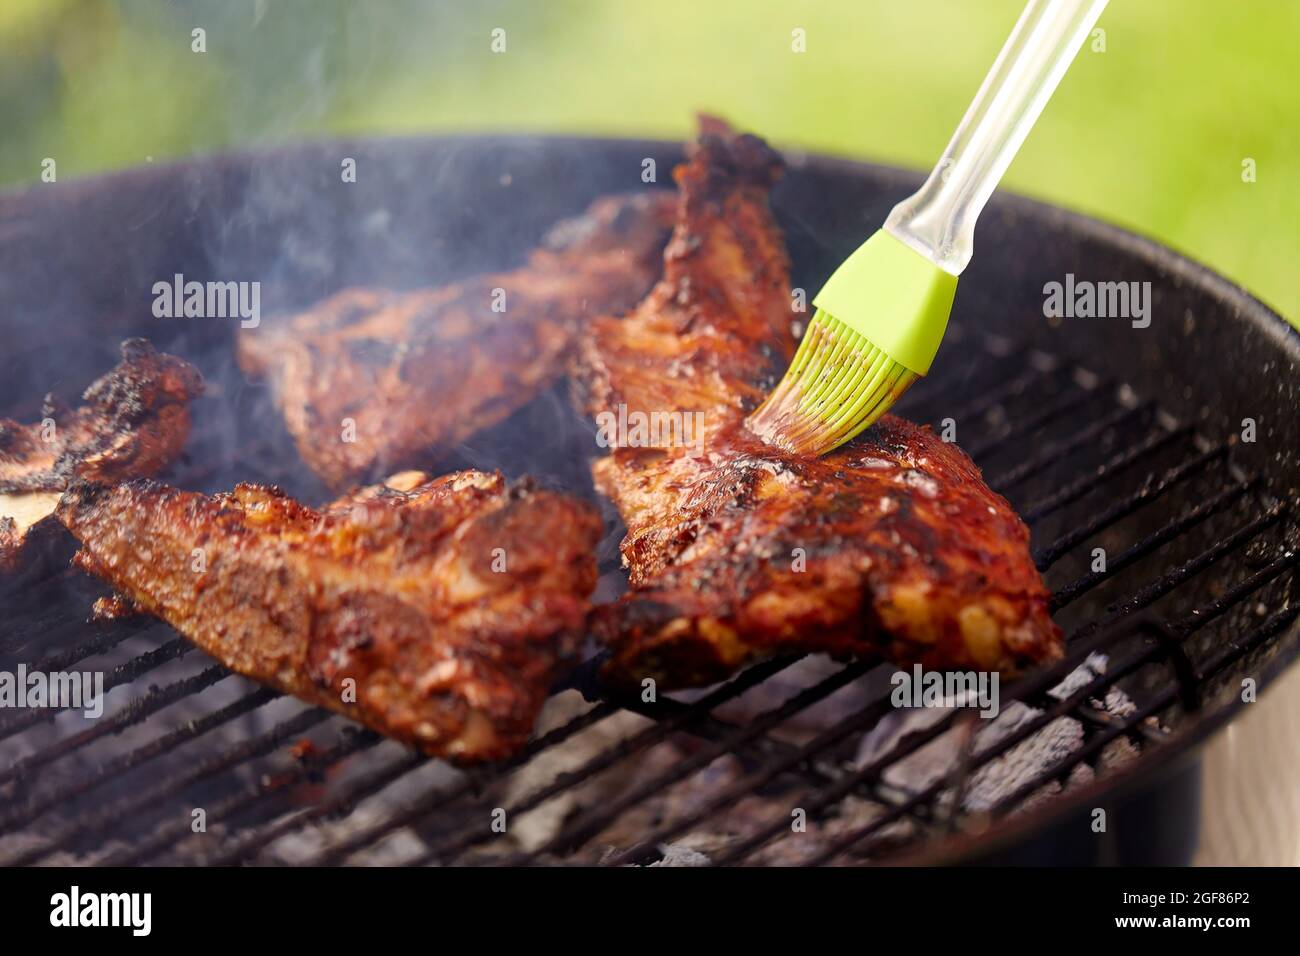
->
<box><xmin>239</xmin><ymin>192</ymin><xmax>675</xmax><ymax>490</ymax></box>
<box><xmin>0</xmin><ymin>339</ymin><xmax>202</xmax><ymax>574</ymax></box>
<box><xmin>576</xmin><ymin>120</ymin><xmax>1062</xmax><ymax>688</ymax></box>
<box><xmin>58</xmin><ymin>470</ymin><xmax>602</xmax><ymax>763</ymax></box>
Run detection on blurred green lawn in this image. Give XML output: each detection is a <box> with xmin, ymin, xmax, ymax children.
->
<box><xmin>2</xmin><ymin>0</ymin><xmax>1296</xmax><ymax>325</ymax></box>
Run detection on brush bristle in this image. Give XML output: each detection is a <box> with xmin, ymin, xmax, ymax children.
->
<box><xmin>746</xmin><ymin>309</ymin><xmax>918</xmax><ymax>456</ymax></box>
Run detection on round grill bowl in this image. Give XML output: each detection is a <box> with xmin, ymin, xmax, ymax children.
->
<box><xmin>0</xmin><ymin>136</ymin><xmax>1296</xmax><ymax>866</ymax></box>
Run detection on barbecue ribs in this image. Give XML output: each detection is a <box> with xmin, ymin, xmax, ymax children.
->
<box><xmin>1</xmin><ymin>339</ymin><xmax>202</xmax><ymax>574</ymax></box>
<box><xmin>576</xmin><ymin>120</ymin><xmax>1063</xmax><ymax>688</ymax></box>
<box><xmin>57</xmin><ymin>470</ymin><xmax>601</xmax><ymax>763</ymax></box>
<box><xmin>239</xmin><ymin>191</ymin><xmax>674</xmax><ymax>490</ymax></box>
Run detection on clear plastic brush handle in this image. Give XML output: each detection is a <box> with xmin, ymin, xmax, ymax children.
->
<box><xmin>884</xmin><ymin>0</ymin><xmax>1108</xmax><ymax>276</ymax></box>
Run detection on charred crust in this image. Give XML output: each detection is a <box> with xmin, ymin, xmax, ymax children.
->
<box><xmin>1</xmin><ymin>340</ymin><xmax>202</xmax><ymax>502</ymax></box>
<box><xmin>681</xmin><ymin>119</ymin><xmax>785</xmax><ymax>198</ymax></box>
<box><xmin>58</xmin><ymin>467</ymin><xmax>601</xmax><ymax>763</ymax></box>
<box><xmin>56</xmin><ymin>477</ymin><xmax>111</xmax><ymax>514</ymax></box>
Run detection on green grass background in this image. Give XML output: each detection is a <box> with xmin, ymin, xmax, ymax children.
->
<box><xmin>2</xmin><ymin>0</ymin><xmax>1295</xmax><ymax>324</ymax></box>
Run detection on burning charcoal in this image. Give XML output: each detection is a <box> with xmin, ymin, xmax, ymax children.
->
<box><xmin>854</xmin><ymin>654</ymin><xmax>1154</xmax><ymax>821</ymax></box>
<box><xmin>649</xmin><ymin>843</ymin><xmax>711</xmax><ymax>866</ymax></box>
<box><xmin>498</xmin><ymin>691</ymin><xmax>667</xmax><ymax>853</ymax></box>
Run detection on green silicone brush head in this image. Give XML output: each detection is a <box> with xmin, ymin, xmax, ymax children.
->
<box><xmin>746</xmin><ymin>230</ymin><xmax>958</xmax><ymax>456</ymax></box>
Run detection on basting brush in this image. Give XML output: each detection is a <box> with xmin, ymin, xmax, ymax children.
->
<box><xmin>748</xmin><ymin>0</ymin><xmax>1108</xmax><ymax>455</ymax></box>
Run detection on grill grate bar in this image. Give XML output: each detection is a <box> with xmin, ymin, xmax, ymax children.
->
<box><xmin>611</xmin><ymin>693</ymin><xmax>845</xmax><ymax>776</ymax></box>
<box><xmin>0</xmin><ymin>664</ymin><xmax>232</xmax><ymax>787</ymax></box>
<box><xmin>0</xmin><ymin>687</ymin><xmax>278</xmax><ymax>836</ymax></box>
<box><xmin>613</xmin><ymin>603</ymin><xmax>1196</xmax><ymax>866</ymax></box>
<box><xmin>600</xmin><ymin>687</ymin><xmax>904</xmax><ymax>866</ymax></box>
<box><xmin>915</xmin><ymin>360</ymin><xmax>1059</xmax><ymax>427</ymax></box>
<box><xmin>1033</xmin><ymin>444</ymin><xmax>1232</xmax><ymax>568</ymax></box>
<box><xmin>1047</xmin><ymin>481</ymin><xmax>1253</xmax><ymax>609</ymax></box>
<box><xmin>0</xmin><ymin>600</ymin><xmax>96</xmax><ymax>659</ymax></box>
<box><xmin>0</xmin><ymin>595</ymin><xmax>175</xmax><ymax>660</ymax></box>
<box><xmin>805</xmin><ymin>690</ymin><xmax>1171</xmax><ymax>867</ymax></box>
<box><xmin>404</xmin><ymin>657</ymin><xmax>811</xmax><ymax>864</ymax></box>
<box><xmin>986</xmin><ymin>688</ymin><xmax>1216</xmax><ymax>822</ymax></box>
<box><xmin>721</xmin><ymin>656</ymin><xmax>1153</xmax><ymax>867</ymax></box>
<box><xmin>489</xmin><ymin>659</ymin><xmax>881</xmax><ymax>866</ymax></box>
<box><xmin>4</xmin><ymin>706</ymin><xmax>326</xmax><ymax>866</ymax></box>
<box><xmin>705</xmin><ymin>635</ymin><xmax>1144</xmax><ymax>866</ymax></box>
<box><xmin>293</xmin><ymin>701</ymin><xmax>624</xmax><ymax>866</ymax></box>
<box><xmin>205</xmin><ymin>750</ymin><xmax>427</xmax><ymax>867</ymax></box>
<box><xmin>105</xmin><ymin>729</ymin><xmax>384</xmax><ymax>866</ymax></box>
<box><xmin>987</xmin><ymin>402</ymin><xmax>1152</xmax><ymax>490</ymax></box>
<box><xmin>0</xmin><ymin>635</ymin><xmax>192</xmax><ymax>743</ymax></box>
<box><xmin>894</xmin><ymin>346</ymin><xmax>1038</xmax><ymax>424</ymax></box>
<box><xmin>2</xmin><ymin>614</ymin><xmax>165</xmax><ymax>680</ymax></box>
<box><xmin>1023</xmin><ymin>426</ymin><xmax>1193</xmax><ymax>522</ymax></box>
<box><xmin>1168</xmin><ymin>549</ymin><xmax>1299</xmax><ymax>638</ymax></box>
<box><xmin>1069</xmin><ymin>504</ymin><xmax>1285</xmax><ymax>644</ymax></box>
<box><xmin>211</xmin><ymin>702</ymin><xmax>620</xmax><ymax>866</ymax></box>
<box><xmin>1193</xmin><ymin>603</ymin><xmax>1300</xmax><ymax>682</ymax></box>
<box><xmin>306</xmin><ymin>766</ymin><xmax>478</xmax><ymax>866</ymax></box>
<box><xmin>1</xmin><ymin>624</ymin><xmax>154</xmax><ymax>676</ymax></box>
<box><xmin>963</xmin><ymin>387</ymin><xmax>1100</xmax><ymax>463</ymax></box>
<box><xmin>821</xmin><ymin>605</ymin><xmax>1300</xmax><ymax>867</ymax></box>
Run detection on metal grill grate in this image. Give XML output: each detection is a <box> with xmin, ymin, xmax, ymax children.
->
<box><xmin>0</xmin><ymin>324</ymin><xmax>1295</xmax><ymax>866</ymax></box>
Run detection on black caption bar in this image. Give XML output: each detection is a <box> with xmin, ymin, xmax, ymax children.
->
<box><xmin>0</xmin><ymin>865</ymin><xmax>1285</xmax><ymax>942</ymax></box>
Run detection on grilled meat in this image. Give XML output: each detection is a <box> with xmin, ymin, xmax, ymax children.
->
<box><xmin>576</xmin><ymin>120</ymin><xmax>1062</xmax><ymax>688</ymax></box>
<box><xmin>239</xmin><ymin>192</ymin><xmax>675</xmax><ymax>490</ymax></box>
<box><xmin>0</xmin><ymin>339</ymin><xmax>202</xmax><ymax>574</ymax></box>
<box><xmin>57</xmin><ymin>470</ymin><xmax>602</xmax><ymax>763</ymax></box>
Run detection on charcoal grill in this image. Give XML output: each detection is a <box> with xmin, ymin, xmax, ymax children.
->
<box><xmin>0</xmin><ymin>136</ymin><xmax>1296</xmax><ymax>866</ymax></box>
